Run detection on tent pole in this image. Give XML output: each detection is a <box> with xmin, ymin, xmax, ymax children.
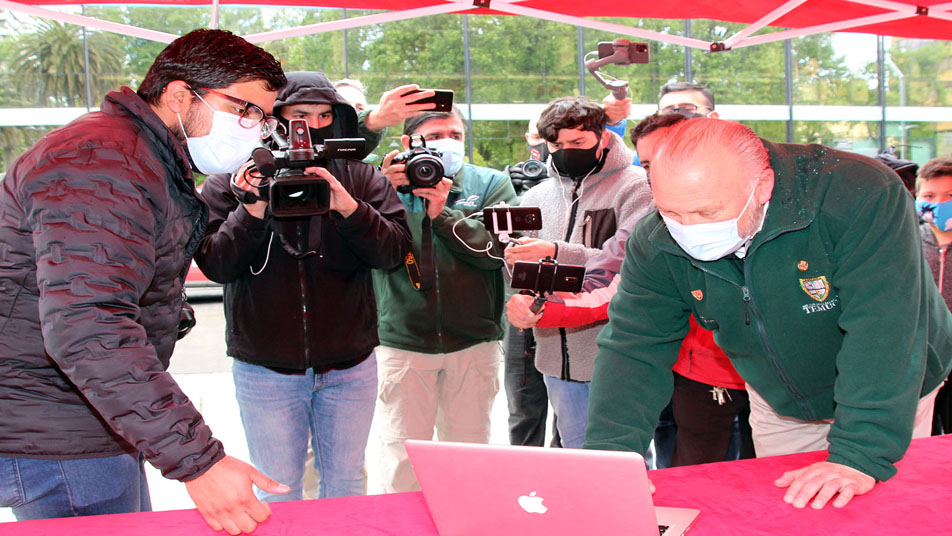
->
<box><xmin>342</xmin><ymin>8</ymin><xmax>349</xmax><ymax>79</ymax></box>
<box><xmin>81</xmin><ymin>5</ymin><xmax>92</xmax><ymax>112</ymax></box>
<box><xmin>463</xmin><ymin>14</ymin><xmax>474</xmax><ymax>163</ymax></box>
<box><xmin>877</xmin><ymin>35</ymin><xmax>886</xmax><ymax>153</ymax></box>
<box><xmin>684</xmin><ymin>20</ymin><xmax>692</xmax><ymax>83</ymax></box>
<box><xmin>784</xmin><ymin>39</ymin><xmax>794</xmax><ymax>143</ymax></box>
<box><xmin>577</xmin><ymin>26</ymin><xmax>585</xmax><ymax>96</ymax></box>
<box><xmin>210</xmin><ymin>0</ymin><xmax>219</xmax><ymax>29</ymax></box>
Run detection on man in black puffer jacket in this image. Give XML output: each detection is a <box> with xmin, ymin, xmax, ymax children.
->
<box><xmin>0</xmin><ymin>29</ymin><xmax>288</xmax><ymax>534</ymax></box>
<box><xmin>196</xmin><ymin>71</ymin><xmax>411</xmax><ymax>501</ymax></box>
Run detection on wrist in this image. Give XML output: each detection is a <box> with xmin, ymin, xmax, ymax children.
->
<box><xmin>338</xmin><ymin>199</ymin><xmax>360</xmax><ymax>218</ymax></box>
<box><xmin>364</xmin><ymin>110</ymin><xmax>384</xmax><ymax>133</ymax></box>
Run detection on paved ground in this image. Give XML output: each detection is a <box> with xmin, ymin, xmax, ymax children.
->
<box><xmin>1</xmin><ymin>297</ymin><xmax>545</xmax><ymax>521</ymax></box>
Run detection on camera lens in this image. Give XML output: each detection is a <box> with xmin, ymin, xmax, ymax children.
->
<box><xmin>406</xmin><ymin>154</ymin><xmax>444</xmax><ymax>188</ymax></box>
<box><xmin>522</xmin><ymin>160</ymin><xmax>545</xmax><ymax>179</ymax></box>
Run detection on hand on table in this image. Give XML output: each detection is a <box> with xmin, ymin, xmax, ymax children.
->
<box><xmin>185</xmin><ymin>455</ymin><xmax>289</xmax><ymax>534</ymax></box>
<box><xmin>775</xmin><ymin>461</ymin><xmax>875</xmax><ymax>509</ymax></box>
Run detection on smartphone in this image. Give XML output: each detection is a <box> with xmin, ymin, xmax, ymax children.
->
<box><xmin>403</xmin><ymin>88</ymin><xmax>455</xmax><ymax>112</ymax></box>
<box><xmin>510</xmin><ymin>261</ymin><xmax>586</xmax><ymax>293</ymax></box>
<box><xmin>597</xmin><ymin>41</ymin><xmax>650</xmax><ymax>65</ymax></box>
<box><xmin>483</xmin><ymin>206</ymin><xmax>543</xmax><ymax>234</ymax></box>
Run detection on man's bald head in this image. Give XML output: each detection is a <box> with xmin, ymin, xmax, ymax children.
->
<box><xmin>651</xmin><ymin>118</ymin><xmax>773</xmax><ymax>240</ymax></box>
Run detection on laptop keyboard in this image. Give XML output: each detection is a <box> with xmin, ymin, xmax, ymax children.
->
<box><xmin>658</xmin><ymin>525</ymin><xmax>670</xmax><ymax>535</ymax></box>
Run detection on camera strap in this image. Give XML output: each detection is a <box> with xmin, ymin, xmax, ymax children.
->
<box><xmin>405</xmin><ymin>208</ymin><xmax>436</xmax><ymax>292</ymax></box>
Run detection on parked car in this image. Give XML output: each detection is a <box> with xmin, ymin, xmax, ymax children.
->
<box><xmin>185</xmin><ymin>260</ymin><xmax>222</xmax><ymax>299</ymax></box>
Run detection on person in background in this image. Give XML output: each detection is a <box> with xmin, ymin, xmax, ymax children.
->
<box><xmin>914</xmin><ymin>156</ymin><xmax>952</xmax><ymax>435</ymax></box>
<box><xmin>503</xmin><ymin>112</ymin><xmax>560</xmax><ymax>449</ymax></box>
<box><xmin>374</xmin><ymin>106</ymin><xmax>518</xmax><ymax>492</ymax></box>
<box><xmin>504</xmin><ymin>96</ymin><xmax>652</xmax><ymax>448</ymax></box>
<box><xmin>196</xmin><ymin>71</ymin><xmax>411</xmax><ymax>502</ymax></box>
<box><xmin>508</xmin><ymin>112</ymin><xmax>754</xmax><ymax>467</ymax></box>
<box><xmin>0</xmin><ymin>29</ymin><xmax>288</xmax><ymax>535</ymax></box>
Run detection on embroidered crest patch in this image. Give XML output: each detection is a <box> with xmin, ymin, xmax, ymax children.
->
<box><xmin>799</xmin><ymin>276</ymin><xmax>830</xmax><ymax>302</ymax></box>
<box><xmin>691</xmin><ymin>289</ymin><xmax>704</xmax><ymax>301</ymax></box>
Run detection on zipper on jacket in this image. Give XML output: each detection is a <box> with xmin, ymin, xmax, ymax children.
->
<box><xmin>297</xmin><ymin>226</ymin><xmax>311</xmax><ymax>365</ymax></box>
<box><xmin>940</xmin><ymin>247</ymin><xmax>947</xmax><ymax>294</ymax></box>
<box><xmin>558</xmin><ymin>179</ymin><xmax>583</xmax><ymax>380</ymax></box>
<box><xmin>689</xmin><ymin>260</ymin><xmax>815</xmax><ymax>420</ymax></box>
<box><xmin>741</xmin><ymin>286</ymin><xmax>751</xmax><ymax>326</ymax></box>
<box><xmin>435</xmin><ymin>249</ymin><xmax>444</xmax><ymax>353</ymax></box>
<box><xmin>583</xmin><ymin>214</ymin><xmax>592</xmax><ymax>248</ymax></box>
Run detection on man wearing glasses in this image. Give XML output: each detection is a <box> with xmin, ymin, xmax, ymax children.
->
<box><xmin>657</xmin><ymin>81</ymin><xmax>719</xmax><ymax>119</ymax></box>
<box><xmin>0</xmin><ymin>29</ymin><xmax>287</xmax><ymax>535</ymax></box>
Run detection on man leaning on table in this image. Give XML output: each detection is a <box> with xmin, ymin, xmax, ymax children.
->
<box><xmin>585</xmin><ymin>117</ymin><xmax>952</xmax><ymax>510</ymax></box>
<box><xmin>0</xmin><ymin>29</ymin><xmax>288</xmax><ymax>534</ymax></box>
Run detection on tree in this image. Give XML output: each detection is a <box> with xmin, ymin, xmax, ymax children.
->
<box><xmin>11</xmin><ymin>19</ymin><xmax>124</xmax><ymax>107</ymax></box>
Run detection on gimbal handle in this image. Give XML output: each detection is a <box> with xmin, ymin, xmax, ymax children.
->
<box><xmin>585</xmin><ymin>48</ymin><xmax>630</xmax><ymax>100</ymax></box>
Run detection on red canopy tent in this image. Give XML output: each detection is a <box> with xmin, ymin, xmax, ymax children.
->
<box><xmin>1</xmin><ymin>0</ymin><xmax>952</xmax><ymax>47</ymax></box>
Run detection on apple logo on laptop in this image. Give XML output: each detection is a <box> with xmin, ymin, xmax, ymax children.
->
<box><xmin>518</xmin><ymin>491</ymin><xmax>547</xmax><ymax>514</ymax></box>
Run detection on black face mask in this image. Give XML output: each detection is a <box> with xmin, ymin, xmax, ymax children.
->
<box><xmin>527</xmin><ymin>142</ymin><xmax>549</xmax><ymax>163</ymax></box>
<box><xmin>551</xmin><ymin>143</ymin><xmax>601</xmax><ymax>179</ymax></box>
<box><xmin>308</xmin><ymin>124</ymin><xmax>335</xmax><ymax>145</ymax></box>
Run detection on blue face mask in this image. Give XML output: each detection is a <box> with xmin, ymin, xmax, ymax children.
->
<box><xmin>426</xmin><ymin>137</ymin><xmax>465</xmax><ymax>177</ymax></box>
<box><xmin>916</xmin><ymin>199</ymin><xmax>952</xmax><ymax>232</ymax></box>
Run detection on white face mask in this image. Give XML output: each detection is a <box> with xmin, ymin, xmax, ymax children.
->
<box><xmin>661</xmin><ymin>185</ymin><xmax>760</xmax><ymax>261</ymax></box>
<box><xmin>178</xmin><ymin>94</ymin><xmax>261</xmax><ymax>175</ymax></box>
<box><xmin>426</xmin><ymin>137</ymin><xmax>465</xmax><ymax>177</ymax></box>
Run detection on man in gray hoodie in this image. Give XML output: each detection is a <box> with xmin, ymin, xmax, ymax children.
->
<box><xmin>504</xmin><ymin>96</ymin><xmax>653</xmax><ymax>447</ymax></box>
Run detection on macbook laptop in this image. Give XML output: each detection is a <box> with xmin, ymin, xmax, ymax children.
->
<box><xmin>405</xmin><ymin>440</ymin><xmax>700</xmax><ymax>536</ymax></box>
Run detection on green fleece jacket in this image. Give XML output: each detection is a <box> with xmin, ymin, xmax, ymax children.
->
<box><xmin>373</xmin><ymin>163</ymin><xmax>518</xmax><ymax>353</ymax></box>
<box><xmin>587</xmin><ymin>140</ymin><xmax>952</xmax><ymax>482</ymax></box>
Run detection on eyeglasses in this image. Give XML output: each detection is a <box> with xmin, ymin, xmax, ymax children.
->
<box><xmin>190</xmin><ymin>87</ymin><xmax>278</xmax><ymax>139</ymax></box>
<box><xmin>659</xmin><ymin>103</ymin><xmax>712</xmax><ymax>116</ymax></box>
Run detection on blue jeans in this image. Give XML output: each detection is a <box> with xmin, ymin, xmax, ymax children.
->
<box><xmin>0</xmin><ymin>453</ymin><xmax>150</xmax><ymax>520</ymax></box>
<box><xmin>543</xmin><ymin>376</ymin><xmax>590</xmax><ymax>448</ymax></box>
<box><xmin>232</xmin><ymin>354</ymin><xmax>377</xmax><ymax>501</ymax></box>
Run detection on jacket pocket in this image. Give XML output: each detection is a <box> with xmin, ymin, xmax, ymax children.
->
<box><xmin>582</xmin><ymin>209</ymin><xmax>617</xmax><ymax>249</ymax></box>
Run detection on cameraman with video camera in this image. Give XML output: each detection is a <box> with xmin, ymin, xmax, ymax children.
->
<box><xmin>374</xmin><ymin>106</ymin><xmax>518</xmax><ymax>493</ymax></box>
<box><xmin>195</xmin><ymin>71</ymin><xmax>412</xmax><ymax>501</ymax></box>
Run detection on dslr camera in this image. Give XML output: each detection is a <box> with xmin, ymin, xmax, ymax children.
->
<box><xmin>391</xmin><ymin>135</ymin><xmax>445</xmax><ymax>194</ymax></box>
<box><xmin>235</xmin><ymin>118</ymin><xmax>365</xmax><ymax>218</ymax></box>
<box><xmin>506</xmin><ymin>159</ymin><xmax>549</xmax><ymax>195</ymax></box>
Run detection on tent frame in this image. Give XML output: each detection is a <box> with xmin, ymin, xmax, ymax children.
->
<box><xmin>2</xmin><ymin>0</ymin><xmax>952</xmax><ymax>49</ymax></box>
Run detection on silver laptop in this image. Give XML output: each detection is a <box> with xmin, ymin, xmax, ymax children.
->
<box><xmin>406</xmin><ymin>440</ymin><xmax>700</xmax><ymax>536</ymax></box>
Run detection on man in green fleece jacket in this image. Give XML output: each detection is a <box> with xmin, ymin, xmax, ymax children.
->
<box><xmin>587</xmin><ymin>118</ymin><xmax>952</xmax><ymax>510</ymax></box>
<box><xmin>374</xmin><ymin>107</ymin><xmax>518</xmax><ymax>493</ymax></box>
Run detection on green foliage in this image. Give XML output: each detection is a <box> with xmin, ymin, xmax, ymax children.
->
<box><xmin>1</xmin><ymin>8</ymin><xmax>950</xmax><ymax>173</ymax></box>
<box><xmin>11</xmin><ymin>19</ymin><xmax>124</xmax><ymax>107</ymax></box>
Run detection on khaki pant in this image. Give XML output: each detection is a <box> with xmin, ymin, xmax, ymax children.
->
<box><xmin>376</xmin><ymin>342</ymin><xmax>502</xmax><ymax>493</ymax></box>
<box><xmin>747</xmin><ymin>383</ymin><xmax>939</xmax><ymax>458</ymax></box>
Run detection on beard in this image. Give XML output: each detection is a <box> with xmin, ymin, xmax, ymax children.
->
<box><xmin>177</xmin><ymin>102</ymin><xmax>208</xmax><ymax>143</ymax></box>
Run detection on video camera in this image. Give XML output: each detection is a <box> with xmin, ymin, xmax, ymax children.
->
<box><xmin>391</xmin><ymin>135</ymin><xmax>445</xmax><ymax>194</ymax></box>
<box><xmin>505</xmin><ymin>159</ymin><xmax>549</xmax><ymax>195</ymax></box>
<box><xmin>233</xmin><ymin>118</ymin><xmax>365</xmax><ymax>218</ymax></box>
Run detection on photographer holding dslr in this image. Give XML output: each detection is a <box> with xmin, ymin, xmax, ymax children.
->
<box><xmin>374</xmin><ymin>107</ymin><xmax>518</xmax><ymax>493</ymax></box>
<box><xmin>195</xmin><ymin>71</ymin><xmax>412</xmax><ymax>501</ymax></box>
